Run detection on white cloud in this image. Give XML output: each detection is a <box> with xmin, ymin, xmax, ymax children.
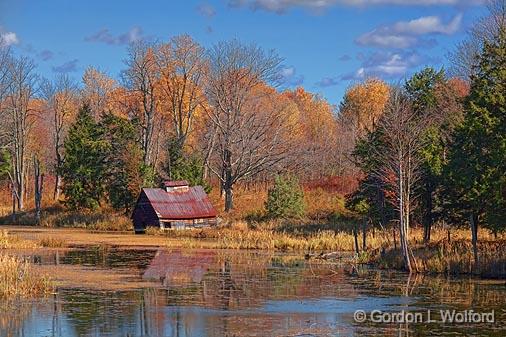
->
<box><xmin>85</xmin><ymin>26</ymin><xmax>145</xmax><ymax>45</ymax></box>
<box><xmin>316</xmin><ymin>76</ymin><xmax>341</xmax><ymax>87</ymax></box>
<box><xmin>279</xmin><ymin>66</ymin><xmax>304</xmax><ymax>86</ymax></box>
<box><xmin>0</xmin><ymin>30</ymin><xmax>19</xmax><ymax>47</ymax></box>
<box><xmin>52</xmin><ymin>59</ymin><xmax>79</xmax><ymax>73</ymax></box>
<box><xmin>229</xmin><ymin>0</ymin><xmax>478</xmax><ymax>13</ymax></box>
<box><xmin>197</xmin><ymin>3</ymin><xmax>217</xmax><ymax>17</ymax></box>
<box><xmin>341</xmin><ymin>50</ymin><xmax>434</xmax><ymax>80</ymax></box>
<box><xmin>356</xmin><ymin>14</ymin><xmax>462</xmax><ymax>48</ymax></box>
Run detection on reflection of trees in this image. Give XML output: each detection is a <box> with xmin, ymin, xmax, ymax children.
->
<box><xmin>0</xmin><ymin>302</ymin><xmax>31</xmax><ymax>337</ymax></box>
<box><xmin>62</xmin><ymin>247</ymin><xmax>157</xmax><ymax>270</ymax></box>
<box><xmin>59</xmin><ymin>289</ymin><xmax>142</xmax><ymax>337</ymax></box>
<box><xmin>4</xmin><ymin>250</ymin><xmax>505</xmax><ymax>337</ymax></box>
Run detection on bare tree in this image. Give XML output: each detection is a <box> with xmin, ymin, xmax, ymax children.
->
<box><xmin>205</xmin><ymin>40</ymin><xmax>286</xmax><ymax>211</ymax></box>
<box><xmin>41</xmin><ymin>74</ymin><xmax>78</xmax><ymax>200</ymax></box>
<box><xmin>157</xmin><ymin>35</ymin><xmax>207</xmax><ymax>152</ymax></box>
<box><xmin>5</xmin><ymin>56</ymin><xmax>38</xmax><ymax>211</ymax></box>
<box><xmin>122</xmin><ymin>40</ymin><xmax>160</xmax><ymax>166</ymax></box>
<box><xmin>372</xmin><ymin>88</ymin><xmax>432</xmax><ymax>273</ymax></box>
<box><xmin>0</xmin><ymin>47</ymin><xmax>12</xmax><ymax>146</ymax></box>
<box><xmin>449</xmin><ymin>0</ymin><xmax>506</xmax><ymax>79</ymax></box>
<box><xmin>81</xmin><ymin>66</ymin><xmax>116</xmax><ymax>118</ymax></box>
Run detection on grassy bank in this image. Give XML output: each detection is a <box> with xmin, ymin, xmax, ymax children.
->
<box><xmin>146</xmin><ymin>224</ymin><xmax>505</xmax><ymax>278</ymax></box>
<box><xmin>0</xmin><ymin>254</ymin><xmax>54</xmax><ymax>299</ymax></box>
<box><xmin>0</xmin><ymin>205</ymin><xmax>131</xmax><ymax>232</ymax></box>
<box><xmin>372</xmin><ymin>239</ymin><xmax>506</xmax><ymax>278</ymax></box>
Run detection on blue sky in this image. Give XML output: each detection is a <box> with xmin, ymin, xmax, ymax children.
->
<box><xmin>0</xmin><ymin>0</ymin><xmax>486</xmax><ymax>105</ymax></box>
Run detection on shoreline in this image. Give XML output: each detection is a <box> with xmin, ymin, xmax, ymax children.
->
<box><xmin>1</xmin><ymin>224</ymin><xmax>505</xmax><ymax>279</ymax></box>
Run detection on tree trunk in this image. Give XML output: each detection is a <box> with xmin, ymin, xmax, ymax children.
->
<box><xmin>353</xmin><ymin>227</ymin><xmax>360</xmax><ymax>255</ymax></box>
<box><xmin>393</xmin><ymin>227</ymin><xmax>397</xmax><ymax>250</ymax></box>
<box><xmin>53</xmin><ymin>174</ymin><xmax>61</xmax><ymax>201</ymax></box>
<box><xmin>11</xmin><ymin>182</ymin><xmax>17</xmax><ymax>223</ymax></box>
<box><xmin>470</xmin><ymin>213</ymin><xmax>479</xmax><ymax>271</ymax></box>
<box><xmin>362</xmin><ymin>218</ymin><xmax>367</xmax><ymax>251</ymax></box>
<box><xmin>399</xmin><ymin>166</ymin><xmax>412</xmax><ymax>273</ymax></box>
<box><xmin>223</xmin><ymin>149</ymin><xmax>234</xmax><ymax>212</ymax></box>
<box><xmin>423</xmin><ymin>182</ymin><xmax>433</xmax><ymax>244</ymax></box>
<box><xmin>34</xmin><ymin>157</ymin><xmax>44</xmax><ymax>225</ymax></box>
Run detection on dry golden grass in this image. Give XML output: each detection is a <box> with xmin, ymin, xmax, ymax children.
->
<box><xmin>208</xmin><ymin>185</ymin><xmax>349</xmax><ymax>222</ymax></box>
<box><xmin>374</xmin><ymin>240</ymin><xmax>506</xmax><ymax>278</ymax></box>
<box><xmin>41</xmin><ymin>210</ymin><xmax>132</xmax><ymax>231</ymax></box>
<box><xmin>38</xmin><ymin>236</ymin><xmax>66</xmax><ymax>248</ymax></box>
<box><xmin>0</xmin><ymin>230</ymin><xmax>38</xmax><ymax>249</ymax></box>
<box><xmin>0</xmin><ymin>254</ymin><xmax>54</xmax><ymax>299</ymax></box>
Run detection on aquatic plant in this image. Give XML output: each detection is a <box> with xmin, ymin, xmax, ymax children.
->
<box><xmin>0</xmin><ymin>254</ymin><xmax>54</xmax><ymax>299</ymax></box>
<box><xmin>0</xmin><ymin>230</ymin><xmax>37</xmax><ymax>249</ymax></box>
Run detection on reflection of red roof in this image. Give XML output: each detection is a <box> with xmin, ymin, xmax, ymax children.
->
<box><xmin>143</xmin><ymin>249</ymin><xmax>215</xmax><ymax>285</ymax></box>
<box><xmin>163</xmin><ymin>180</ymin><xmax>189</xmax><ymax>187</ymax></box>
<box><xmin>142</xmin><ymin>186</ymin><xmax>217</xmax><ymax>220</ymax></box>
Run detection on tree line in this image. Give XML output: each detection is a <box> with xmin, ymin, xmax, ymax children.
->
<box><xmin>0</xmin><ymin>0</ymin><xmax>504</xmax><ymax>273</ymax></box>
<box><xmin>0</xmin><ymin>35</ymin><xmax>350</xmax><ymax>215</ymax></box>
<box><xmin>346</xmin><ymin>2</ymin><xmax>505</xmax><ymax>271</ymax></box>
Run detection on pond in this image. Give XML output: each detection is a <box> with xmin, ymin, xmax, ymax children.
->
<box><xmin>1</xmin><ymin>247</ymin><xmax>504</xmax><ymax>337</ymax></box>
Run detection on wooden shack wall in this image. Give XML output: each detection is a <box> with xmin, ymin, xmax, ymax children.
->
<box><xmin>132</xmin><ymin>191</ymin><xmax>160</xmax><ymax>231</ymax></box>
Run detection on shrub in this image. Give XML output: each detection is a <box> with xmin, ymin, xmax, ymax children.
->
<box><xmin>265</xmin><ymin>175</ymin><xmax>305</xmax><ymax>219</ymax></box>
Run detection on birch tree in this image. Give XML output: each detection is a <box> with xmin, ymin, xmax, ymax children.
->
<box><xmin>373</xmin><ymin>88</ymin><xmax>432</xmax><ymax>273</ymax></box>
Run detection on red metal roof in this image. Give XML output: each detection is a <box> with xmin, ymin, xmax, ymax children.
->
<box><xmin>163</xmin><ymin>180</ymin><xmax>189</xmax><ymax>187</ymax></box>
<box><xmin>142</xmin><ymin>186</ymin><xmax>217</xmax><ymax>220</ymax></box>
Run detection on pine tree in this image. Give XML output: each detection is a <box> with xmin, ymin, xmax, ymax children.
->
<box><xmin>60</xmin><ymin>105</ymin><xmax>107</xmax><ymax>210</ymax></box>
<box><xmin>443</xmin><ymin>29</ymin><xmax>506</xmax><ymax>266</ymax></box>
<box><xmin>0</xmin><ymin>150</ymin><xmax>10</xmax><ymax>179</ymax></box>
<box><xmin>100</xmin><ymin>112</ymin><xmax>148</xmax><ymax>213</ymax></box>
<box><xmin>164</xmin><ymin>137</ymin><xmax>210</xmax><ymax>192</ymax></box>
<box><xmin>265</xmin><ymin>175</ymin><xmax>305</xmax><ymax>219</ymax></box>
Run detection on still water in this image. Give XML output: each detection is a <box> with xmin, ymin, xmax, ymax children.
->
<box><xmin>1</xmin><ymin>247</ymin><xmax>504</xmax><ymax>337</ymax></box>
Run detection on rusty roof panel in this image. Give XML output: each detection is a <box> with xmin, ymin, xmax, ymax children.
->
<box><xmin>142</xmin><ymin>186</ymin><xmax>217</xmax><ymax>219</ymax></box>
<box><xmin>163</xmin><ymin>180</ymin><xmax>189</xmax><ymax>187</ymax></box>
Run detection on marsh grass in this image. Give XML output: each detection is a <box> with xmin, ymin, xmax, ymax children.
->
<box><xmin>0</xmin><ymin>230</ymin><xmax>37</xmax><ymax>249</ymax></box>
<box><xmin>41</xmin><ymin>211</ymin><xmax>132</xmax><ymax>231</ymax></box>
<box><xmin>38</xmin><ymin>236</ymin><xmax>67</xmax><ymax>248</ymax></box>
<box><xmin>0</xmin><ymin>254</ymin><xmax>54</xmax><ymax>299</ymax></box>
<box><xmin>373</xmin><ymin>239</ymin><xmax>506</xmax><ymax>278</ymax></box>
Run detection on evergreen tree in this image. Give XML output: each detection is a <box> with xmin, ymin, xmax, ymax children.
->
<box><xmin>405</xmin><ymin>67</ymin><xmax>446</xmax><ymax>243</ymax></box>
<box><xmin>348</xmin><ymin>127</ymin><xmax>395</xmax><ymax>228</ymax></box>
<box><xmin>265</xmin><ymin>175</ymin><xmax>305</xmax><ymax>219</ymax></box>
<box><xmin>60</xmin><ymin>105</ymin><xmax>107</xmax><ymax>210</ymax></box>
<box><xmin>0</xmin><ymin>150</ymin><xmax>10</xmax><ymax>179</ymax></box>
<box><xmin>443</xmin><ymin>29</ymin><xmax>506</xmax><ymax>265</ymax></box>
<box><xmin>163</xmin><ymin>137</ymin><xmax>210</xmax><ymax>192</ymax></box>
<box><xmin>100</xmin><ymin>112</ymin><xmax>149</xmax><ymax>213</ymax></box>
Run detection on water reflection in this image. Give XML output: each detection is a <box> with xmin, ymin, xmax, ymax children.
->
<box><xmin>1</xmin><ymin>248</ymin><xmax>504</xmax><ymax>337</ymax></box>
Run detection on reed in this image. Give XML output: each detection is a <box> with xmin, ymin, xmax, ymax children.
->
<box><xmin>41</xmin><ymin>211</ymin><xmax>132</xmax><ymax>231</ymax></box>
<box><xmin>0</xmin><ymin>230</ymin><xmax>37</xmax><ymax>249</ymax></box>
<box><xmin>38</xmin><ymin>236</ymin><xmax>67</xmax><ymax>248</ymax></box>
<box><xmin>0</xmin><ymin>254</ymin><xmax>54</xmax><ymax>299</ymax></box>
<box><xmin>372</xmin><ymin>239</ymin><xmax>506</xmax><ymax>278</ymax></box>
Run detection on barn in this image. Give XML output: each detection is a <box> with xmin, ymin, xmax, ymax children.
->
<box><xmin>131</xmin><ymin>180</ymin><xmax>217</xmax><ymax>233</ymax></box>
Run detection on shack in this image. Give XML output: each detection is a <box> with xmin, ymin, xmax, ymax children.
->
<box><xmin>131</xmin><ymin>180</ymin><xmax>217</xmax><ymax>233</ymax></box>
